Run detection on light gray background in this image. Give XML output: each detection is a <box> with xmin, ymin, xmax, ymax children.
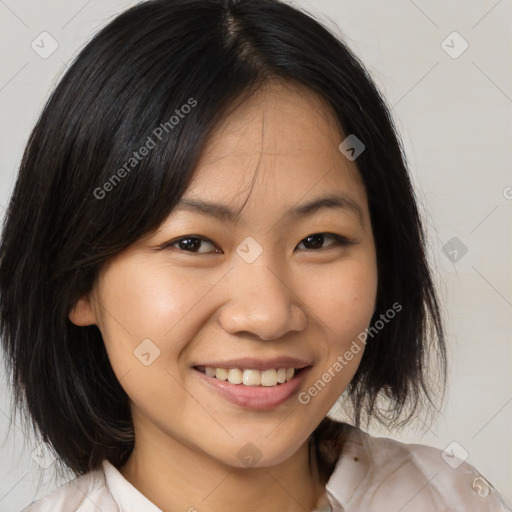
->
<box><xmin>1</xmin><ymin>0</ymin><xmax>511</xmax><ymax>510</ymax></box>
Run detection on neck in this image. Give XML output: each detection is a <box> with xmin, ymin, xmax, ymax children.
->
<box><xmin>119</xmin><ymin>421</ymin><xmax>330</xmax><ymax>512</ymax></box>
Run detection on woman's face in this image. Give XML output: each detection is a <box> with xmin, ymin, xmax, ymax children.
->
<box><xmin>70</xmin><ymin>81</ymin><xmax>378</xmax><ymax>468</ymax></box>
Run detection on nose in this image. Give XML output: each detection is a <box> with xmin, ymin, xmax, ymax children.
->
<box><xmin>217</xmin><ymin>255</ymin><xmax>308</xmax><ymax>341</ymax></box>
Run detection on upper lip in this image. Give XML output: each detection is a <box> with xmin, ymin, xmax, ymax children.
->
<box><xmin>193</xmin><ymin>357</ymin><xmax>312</xmax><ymax>371</ymax></box>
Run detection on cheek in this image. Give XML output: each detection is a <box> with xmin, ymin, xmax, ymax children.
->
<box><xmin>301</xmin><ymin>255</ymin><xmax>378</xmax><ymax>344</ymax></box>
<box><xmin>297</xmin><ymin>254</ymin><xmax>377</xmax><ymax>404</ymax></box>
<box><xmin>93</xmin><ymin>258</ymin><xmax>225</xmax><ymax>428</ymax></box>
<box><xmin>94</xmin><ymin>257</ymin><xmax>217</xmax><ymax>379</ymax></box>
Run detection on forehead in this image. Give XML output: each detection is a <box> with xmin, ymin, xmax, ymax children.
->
<box><xmin>195</xmin><ymin>80</ymin><xmax>346</xmax><ymax>173</ymax></box>
<box><xmin>185</xmin><ymin>81</ymin><xmax>367</xmax><ymax>210</ymax></box>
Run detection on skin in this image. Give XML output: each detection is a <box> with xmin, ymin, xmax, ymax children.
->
<box><xmin>70</xmin><ymin>80</ymin><xmax>378</xmax><ymax>512</ymax></box>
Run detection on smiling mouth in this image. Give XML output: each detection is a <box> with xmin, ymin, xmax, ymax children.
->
<box><xmin>193</xmin><ymin>365</ymin><xmax>308</xmax><ymax>387</ymax></box>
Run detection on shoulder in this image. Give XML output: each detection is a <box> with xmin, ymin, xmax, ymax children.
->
<box><xmin>326</xmin><ymin>425</ymin><xmax>511</xmax><ymax>512</ymax></box>
<box><xmin>20</xmin><ymin>464</ymin><xmax>118</xmax><ymax>512</ymax></box>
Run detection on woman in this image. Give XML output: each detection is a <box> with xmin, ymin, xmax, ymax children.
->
<box><xmin>1</xmin><ymin>0</ymin><xmax>509</xmax><ymax>510</ymax></box>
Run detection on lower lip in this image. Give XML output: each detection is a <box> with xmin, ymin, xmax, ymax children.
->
<box><xmin>193</xmin><ymin>367</ymin><xmax>312</xmax><ymax>410</ymax></box>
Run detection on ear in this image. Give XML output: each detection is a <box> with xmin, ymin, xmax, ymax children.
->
<box><xmin>69</xmin><ymin>295</ymin><xmax>97</xmax><ymax>326</ymax></box>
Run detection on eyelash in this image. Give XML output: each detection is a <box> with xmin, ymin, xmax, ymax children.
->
<box><xmin>161</xmin><ymin>233</ymin><xmax>352</xmax><ymax>254</ymax></box>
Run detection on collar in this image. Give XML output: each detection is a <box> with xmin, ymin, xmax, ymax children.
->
<box><xmin>102</xmin><ymin>426</ymin><xmax>368</xmax><ymax>512</ymax></box>
<box><xmin>325</xmin><ymin>425</ymin><xmax>372</xmax><ymax>508</ymax></box>
<box><xmin>103</xmin><ymin>459</ymin><xmax>163</xmax><ymax>512</ymax></box>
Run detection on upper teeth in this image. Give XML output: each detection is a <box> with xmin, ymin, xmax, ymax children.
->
<box><xmin>202</xmin><ymin>367</ymin><xmax>295</xmax><ymax>386</ymax></box>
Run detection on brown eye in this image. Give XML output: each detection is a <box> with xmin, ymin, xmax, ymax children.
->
<box><xmin>166</xmin><ymin>236</ymin><xmax>221</xmax><ymax>254</ymax></box>
<box><xmin>295</xmin><ymin>233</ymin><xmax>350</xmax><ymax>251</ymax></box>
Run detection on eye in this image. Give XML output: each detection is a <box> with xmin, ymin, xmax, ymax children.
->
<box><xmin>295</xmin><ymin>233</ymin><xmax>350</xmax><ymax>251</ymax></box>
<box><xmin>164</xmin><ymin>235</ymin><xmax>221</xmax><ymax>254</ymax></box>
<box><xmin>160</xmin><ymin>232</ymin><xmax>351</xmax><ymax>254</ymax></box>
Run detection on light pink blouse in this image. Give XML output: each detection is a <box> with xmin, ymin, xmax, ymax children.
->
<box><xmin>22</xmin><ymin>426</ymin><xmax>510</xmax><ymax>511</ymax></box>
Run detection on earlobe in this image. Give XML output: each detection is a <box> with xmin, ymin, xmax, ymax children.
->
<box><xmin>69</xmin><ymin>296</ymin><xmax>97</xmax><ymax>326</ymax></box>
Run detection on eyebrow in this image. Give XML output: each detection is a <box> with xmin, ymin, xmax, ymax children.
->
<box><xmin>173</xmin><ymin>194</ymin><xmax>364</xmax><ymax>226</ymax></box>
